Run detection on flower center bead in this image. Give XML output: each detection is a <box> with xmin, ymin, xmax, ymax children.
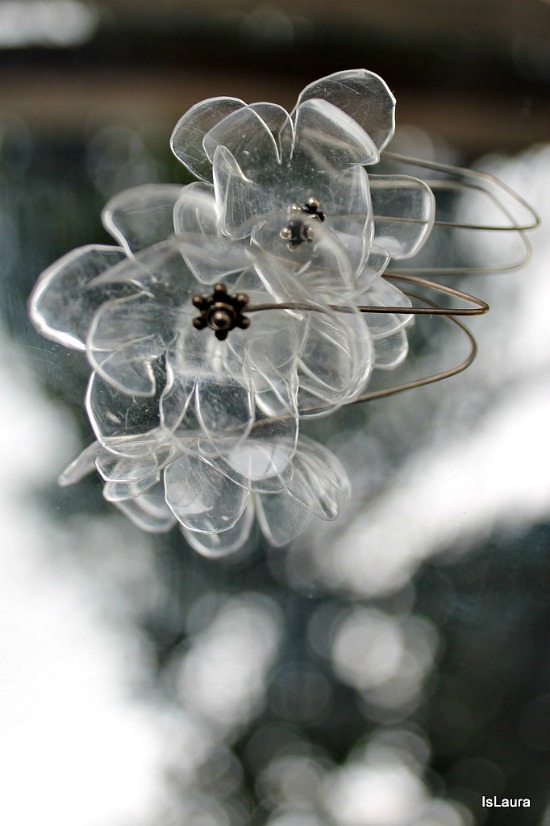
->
<box><xmin>192</xmin><ymin>284</ymin><xmax>250</xmax><ymax>341</ymax></box>
<box><xmin>280</xmin><ymin>197</ymin><xmax>326</xmax><ymax>250</ymax></box>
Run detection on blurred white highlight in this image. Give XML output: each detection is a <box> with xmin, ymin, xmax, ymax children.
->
<box><xmin>176</xmin><ymin>594</ymin><xmax>282</xmax><ymax>737</ymax></box>
<box><xmin>331</xmin><ymin>607</ymin><xmax>438</xmax><ymax>716</ymax></box>
<box><xmin>0</xmin><ymin>334</ymin><xmax>172</xmax><ymax>825</ymax></box>
<box><xmin>0</xmin><ymin>1</ymin><xmax>98</xmax><ymax>48</ymax></box>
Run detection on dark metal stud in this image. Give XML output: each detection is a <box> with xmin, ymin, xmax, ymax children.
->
<box><xmin>192</xmin><ymin>284</ymin><xmax>250</xmax><ymax>340</ymax></box>
<box><xmin>280</xmin><ymin>197</ymin><xmax>326</xmax><ymax>250</ymax></box>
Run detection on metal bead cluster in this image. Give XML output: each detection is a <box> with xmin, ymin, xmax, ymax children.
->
<box><xmin>192</xmin><ymin>283</ymin><xmax>250</xmax><ymax>341</ymax></box>
<box><xmin>280</xmin><ymin>197</ymin><xmax>326</xmax><ymax>250</ymax></box>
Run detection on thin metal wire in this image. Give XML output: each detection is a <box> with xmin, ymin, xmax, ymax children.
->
<box><xmin>247</xmin><ymin>273</ymin><xmax>489</xmax><ymax>318</ymax></box>
<box><xmin>347</xmin><ymin>295</ymin><xmax>477</xmax><ymax>407</ymax></box>
<box><xmin>250</xmin><ymin>291</ymin><xmax>478</xmax><ymax>428</ymax></box>
<box><xmin>381</xmin><ymin>150</ymin><xmax>540</xmax><ymax>231</ymax></box>
<box><xmin>373</xmin><ymin>150</ymin><xmax>539</xmax><ymax>275</ymax></box>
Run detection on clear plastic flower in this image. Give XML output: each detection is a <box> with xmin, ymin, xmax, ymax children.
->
<box><xmin>26</xmin><ymin>67</ymin><xmax>540</xmax><ymax>553</ymax></box>
<box><xmin>30</xmin><ymin>183</ymin><xmax>395</xmax><ymax>463</ymax></box>
<box><xmin>170</xmin><ymin>69</ymin><xmax>435</xmax><ymax>279</ymax></box>
<box><xmin>171</xmin><ymin>183</ymin><xmax>413</xmax><ymax>396</ymax></box>
<box><xmin>59</xmin><ymin>430</ymin><xmax>350</xmax><ymax>556</ymax></box>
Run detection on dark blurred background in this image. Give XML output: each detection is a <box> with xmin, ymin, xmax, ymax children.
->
<box><xmin>1</xmin><ymin>2</ymin><xmax>550</xmax><ymax>826</ymax></box>
<box><xmin>2</xmin><ymin>0</ymin><xmax>550</xmax><ymax>152</ymax></box>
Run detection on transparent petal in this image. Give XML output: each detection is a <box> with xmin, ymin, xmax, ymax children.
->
<box><xmin>360</xmin><ymin>277</ymin><xmax>413</xmax><ymax>338</ymax></box>
<box><xmin>327</xmin><ymin>165</ymin><xmax>373</xmax><ymax>275</ymax></box>
<box><xmin>95</xmin><ymin>449</ymin><xmax>172</xmax><ymax>483</ymax></box>
<box><xmin>206</xmin><ymin>447</ymin><xmax>294</xmax><ymax>495</ymax></box>
<box><xmin>293</xmin><ymin>99</ymin><xmax>379</xmax><ymax>170</ymax></box>
<box><xmin>250</xmin><ymin>368</ymin><xmax>298</xmax><ymax>419</ymax></box>
<box><xmin>251</xmin><ymin>214</ymin><xmax>354</xmax><ymax>297</ymax></box>
<box><xmin>370</xmin><ymin>175</ymin><xmax>435</xmax><ymax>258</ymax></box>
<box><xmin>249</xmin><ymin>102</ymin><xmax>294</xmax><ymax>162</ymax></box>
<box><xmin>173</xmin><ymin>183</ymin><xmax>249</xmax><ymax>283</ymax></box>
<box><xmin>167</xmin><ymin>330</ymin><xmax>254</xmax><ymax>456</ymax></box>
<box><xmin>203</xmin><ymin>105</ymin><xmax>279</xmax><ymax>173</ymax></box>
<box><xmin>373</xmin><ymin>327</ymin><xmax>409</xmax><ymax>370</ymax></box>
<box><xmin>213</xmin><ymin>145</ymin><xmax>271</xmax><ymax>238</ymax></box>
<box><xmin>286</xmin><ymin>436</ymin><xmax>350</xmax><ymax>520</ymax></box>
<box><xmin>255</xmin><ymin>490</ymin><xmax>312</xmax><ymax>546</ymax></box>
<box><xmin>86</xmin><ymin>371</ymin><xmax>164</xmax><ymax>458</ymax></box>
<box><xmin>367</xmin><ymin>276</ymin><xmax>412</xmax><ymax>311</ymax></box>
<box><xmin>162</xmin><ymin>352</ymin><xmax>217</xmax><ymax>458</ymax></box>
<box><xmin>159</xmin><ymin>361</ymin><xmax>196</xmax><ymax>435</ymax></box>
<box><xmin>296</xmin><ymin>69</ymin><xmax>396</xmax><ymax>152</ymax></box>
<box><xmin>226</xmin><ymin>291</ymin><xmax>301</xmax><ymax>419</ymax></box>
<box><xmin>230</xmin><ymin>282</ymin><xmax>303</xmax><ymax>375</ymax></box>
<box><xmin>165</xmin><ymin>453</ymin><xmax>249</xmax><ymax>533</ymax></box>
<box><xmin>224</xmin><ymin>420</ymin><xmax>298</xmax><ymax>482</ymax></box>
<box><xmin>244</xmin><ymin>248</ymin><xmax>373</xmax><ymax>416</ymax></box>
<box><xmin>87</xmin><ymin>294</ymin><xmax>177</xmax><ymax>395</ymax></box>
<box><xmin>196</xmin><ymin>372</ymin><xmax>255</xmax><ymax>456</ymax></box>
<box><xmin>297</xmin><ymin>306</ymin><xmax>374</xmax><ymax>416</ymax></box>
<box><xmin>102</xmin><ymin>184</ymin><xmax>183</xmax><ymax>255</ymax></box>
<box><xmin>29</xmin><ymin>245</ymin><xmax>128</xmax><ymax>350</ymax></box>
<box><xmin>89</xmin><ymin>336</ymin><xmax>159</xmax><ymax>396</ymax></box>
<box><xmin>170</xmin><ymin>96</ymin><xmax>245</xmax><ymax>181</ymax></box>
<box><xmin>90</xmin><ymin>240</ymin><xmax>200</xmax><ymax>307</ymax></box>
<box><xmin>182</xmin><ymin>502</ymin><xmax>254</xmax><ymax>557</ymax></box>
<box><xmin>354</xmin><ymin>245</ymin><xmax>391</xmax><ymax>293</ymax></box>
<box><xmin>58</xmin><ymin>442</ymin><xmax>102</xmax><ymax>487</ymax></box>
<box><xmin>113</xmin><ymin>482</ymin><xmax>177</xmax><ymax>533</ymax></box>
<box><xmin>103</xmin><ymin>474</ymin><xmax>160</xmax><ymax>502</ymax></box>
<box><xmin>174</xmin><ymin>181</ymin><xmax>219</xmax><ymax>236</ymax></box>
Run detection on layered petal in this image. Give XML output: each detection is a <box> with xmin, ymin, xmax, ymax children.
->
<box><xmin>170</xmin><ymin>96</ymin><xmax>246</xmax><ymax>181</ymax></box>
<box><xmin>373</xmin><ymin>327</ymin><xmax>409</xmax><ymax>370</ymax></box>
<box><xmin>295</xmin><ymin>69</ymin><xmax>396</xmax><ymax>152</ymax></box>
<box><xmin>85</xmin><ymin>371</ymin><xmax>165</xmax><ymax>457</ymax></box>
<box><xmin>165</xmin><ymin>452</ymin><xmax>249</xmax><ymax>533</ymax></box>
<box><xmin>213</xmin><ymin>144</ymin><xmax>271</xmax><ymax>238</ymax></box>
<box><xmin>255</xmin><ymin>489</ymin><xmax>313</xmax><ymax>547</ymax></box>
<box><xmin>103</xmin><ymin>473</ymin><xmax>160</xmax><ymax>502</ymax></box>
<box><xmin>58</xmin><ymin>441</ymin><xmax>103</xmax><ymax>486</ymax></box>
<box><xmin>251</xmin><ymin>212</ymin><xmax>355</xmax><ymax>296</ymax></box>
<box><xmin>359</xmin><ymin>277</ymin><xmax>413</xmax><ymax>338</ymax></box>
<box><xmin>102</xmin><ymin>184</ymin><xmax>182</xmax><ymax>255</ymax></box>
<box><xmin>370</xmin><ymin>175</ymin><xmax>435</xmax><ymax>259</ymax></box>
<box><xmin>249</xmin><ymin>102</ymin><xmax>294</xmax><ymax>162</ymax></box>
<box><xmin>354</xmin><ymin>246</ymin><xmax>391</xmax><ymax>293</ymax></box>
<box><xmin>296</xmin><ymin>306</ymin><xmax>374</xmax><ymax>416</ymax></box>
<box><xmin>293</xmin><ymin>98</ymin><xmax>379</xmax><ymax>170</ymax></box>
<box><xmin>29</xmin><ymin>245</ymin><xmax>129</xmax><ymax>350</ymax></box>
<box><xmin>182</xmin><ymin>502</ymin><xmax>255</xmax><ymax>557</ymax></box>
<box><xmin>173</xmin><ymin>183</ymin><xmax>249</xmax><ymax>283</ymax></box>
<box><xmin>167</xmin><ymin>330</ymin><xmax>255</xmax><ymax>457</ymax></box>
<box><xmin>217</xmin><ymin>420</ymin><xmax>297</xmax><ymax>488</ymax></box>
<box><xmin>113</xmin><ymin>483</ymin><xmax>178</xmax><ymax>533</ymax></box>
<box><xmin>90</xmin><ymin>240</ymin><xmax>201</xmax><ymax>307</ymax></box>
<box><xmin>203</xmin><ymin>105</ymin><xmax>280</xmax><ymax>174</ymax></box>
<box><xmin>87</xmin><ymin>293</ymin><xmax>178</xmax><ymax>395</ymax></box>
<box><xmin>285</xmin><ymin>436</ymin><xmax>350</xmax><ymax>519</ymax></box>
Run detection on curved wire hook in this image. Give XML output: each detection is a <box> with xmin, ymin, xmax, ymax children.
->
<box><xmin>251</xmin><ymin>292</ymin><xmax>478</xmax><ymax>427</ymax></box>
<box><xmin>381</xmin><ymin>150</ymin><xmax>541</xmax><ymax>232</ymax></box>
<box><xmin>247</xmin><ymin>272</ymin><xmax>489</xmax><ymax>318</ymax></box>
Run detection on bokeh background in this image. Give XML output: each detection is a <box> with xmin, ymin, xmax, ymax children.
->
<box><xmin>1</xmin><ymin>2</ymin><xmax>550</xmax><ymax>825</ymax></box>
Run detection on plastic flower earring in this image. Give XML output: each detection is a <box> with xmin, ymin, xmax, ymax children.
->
<box><xmin>29</xmin><ymin>69</ymin><xmax>539</xmax><ymax>556</ymax></box>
